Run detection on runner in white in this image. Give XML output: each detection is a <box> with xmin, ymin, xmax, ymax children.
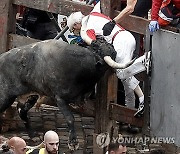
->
<box><xmin>67</xmin><ymin>2</ymin><xmax>149</xmax><ymax>117</ymax></box>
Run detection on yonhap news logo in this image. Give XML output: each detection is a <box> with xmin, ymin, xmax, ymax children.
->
<box><xmin>112</xmin><ymin>136</ymin><xmax>175</xmax><ymax>145</ymax></box>
<box><xmin>96</xmin><ymin>133</ymin><xmax>110</xmax><ymax>148</ymax></box>
<box><xmin>96</xmin><ymin>133</ymin><xmax>175</xmax><ymax>148</ymax></box>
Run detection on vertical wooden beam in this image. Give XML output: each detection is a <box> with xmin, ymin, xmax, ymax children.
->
<box><xmin>94</xmin><ymin>1</ymin><xmax>118</xmax><ymax>153</ymax></box>
<box><xmin>95</xmin><ymin>70</ymin><xmax>111</xmax><ymax>153</ymax></box>
<box><xmin>0</xmin><ymin>0</ymin><xmax>16</xmax><ymax>53</ymax></box>
<box><xmin>95</xmin><ymin>70</ymin><xmax>118</xmax><ymax>132</ymax></box>
<box><xmin>142</xmin><ymin>28</ymin><xmax>151</xmax><ymax>136</ymax></box>
<box><xmin>100</xmin><ymin>0</ymin><xmax>113</xmax><ymax>17</ymax></box>
<box><xmin>107</xmin><ymin>72</ymin><xmax>118</xmax><ymax>105</ymax></box>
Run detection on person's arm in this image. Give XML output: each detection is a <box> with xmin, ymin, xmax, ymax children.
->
<box><xmin>114</xmin><ymin>0</ymin><xmax>137</xmax><ymax>23</ymax></box>
<box><xmin>149</xmin><ymin>0</ymin><xmax>163</xmax><ymax>32</ymax></box>
<box><xmin>102</xmin><ymin>0</ymin><xmax>137</xmax><ymax>36</ymax></box>
<box><xmin>151</xmin><ymin>0</ymin><xmax>163</xmax><ymax>21</ymax></box>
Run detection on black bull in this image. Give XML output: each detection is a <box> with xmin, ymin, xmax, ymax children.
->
<box><xmin>0</xmin><ymin>38</ymin><xmax>116</xmax><ymax>149</ymax></box>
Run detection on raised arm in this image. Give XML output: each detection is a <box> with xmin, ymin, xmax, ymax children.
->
<box><xmin>102</xmin><ymin>0</ymin><xmax>137</xmax><ymax>36</ymax></box>
<box><xmin>114</xmin><ymin>0</ymin><xmax>137</xmax><ymax>23</ymax></box>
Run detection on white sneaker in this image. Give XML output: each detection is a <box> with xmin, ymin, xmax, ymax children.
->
<box><xmin>134</xmin><ymin>104</ymin><xmax>144</xmax><ymax>118</ymax></box>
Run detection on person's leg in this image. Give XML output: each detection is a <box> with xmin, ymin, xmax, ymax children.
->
<box><xmin>134</xmin><ymin>85</ymin><xmax>144</xmax><ymax>103</ymax></box>
<box><xmin>122</xmin><ymin>78</ymin><xmax>136</xmax><ymax>109</ymax></box>
<box><xmin>134</xmin><ymin>85</ymin><xmax>145</xmax><ymax>117</ymax></box>
<box><xmin>121</xmin><ymin>76</ymin><xmax>142</xmax><ymax>133</ymax></box>
<box><xmin>116</xmin><ymin>52</ymin><xmax>151</xmax><ymax>80</ymax></box>
<box><xmin>121</xmin><ymin>76</ymin><xmax>140</xmax><ymax>109</ymax></box>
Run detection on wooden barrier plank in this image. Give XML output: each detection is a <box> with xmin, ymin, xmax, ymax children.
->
<box><xmin>110</xmin><ymin>103</ymin><xmax>144</xmax><ymax>127</ymax></box>
<box><xmin>13</xmin><ymin>0</ymin><xmax>149</xmax><ymax>35</ymax></box>
<box><xmin>13</xmin><ymin>0</ymin><xmax>178</xmax><ymax>35</ymax></box>
<box><xmin>8</xmin><ymin>34</ymin><xmax>40</xmax><ymax>49</ymax></box>
<box><xmin>114</xmin><ymin>13</ymin><xmax>150</xmax><ymax>35</ymax></box>
<box><xmin>13</xmin><ymin>0</ymin><xmax>93</xmax><ymax>16</ymax></box>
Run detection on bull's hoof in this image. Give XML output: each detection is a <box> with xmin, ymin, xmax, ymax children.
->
<box><xmin>68</xmin><ymin>139</ymin><xmax>79</xmax><ymax>151</ymax></box>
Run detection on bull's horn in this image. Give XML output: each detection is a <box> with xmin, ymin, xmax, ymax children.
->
<box><xmin>104</xmin><ymin>56</ymin><xmax>135</xmax><ymax>69</ymax></box>
<box><xmin>80</xmin><ymin>16</ymin><xmax>92</xmax><ymax>45</ymax></box>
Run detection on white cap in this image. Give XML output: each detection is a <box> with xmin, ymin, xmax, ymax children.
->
<box><xmin>67</xmin><ymin>11</ymin><xmax>85</xmax><ymax>30</ymax></box>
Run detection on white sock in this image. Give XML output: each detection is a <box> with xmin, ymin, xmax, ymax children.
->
<box><xmin>139</xmin><ymin>95</ymin><xmax>144</xmax><ymax>105</ymax></box>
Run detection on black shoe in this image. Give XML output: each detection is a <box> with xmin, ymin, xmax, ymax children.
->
<box><xmin>134</xmin><ymin>104</ymin><xmax>144</xmax><ymax>118</ymax></box>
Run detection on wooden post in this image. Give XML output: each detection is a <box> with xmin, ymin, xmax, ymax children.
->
<box><xmin>100</xmin><ymin>0</ymin><xmax>113</xmax><ymax>17</ymax></box>
<box><xmin>0</xmin><ymin>0</ymin><xmax>16</xmax><ymax>53</ymax></box>
<box><xmin>94</xmin><ymin>1</ymin><xmax>118</xmax><ymax>153</ymax></box>
<box><xmin>142</xmin><ymin>28</ymin><xmax>151</xmax><ymax>136</ymax></box>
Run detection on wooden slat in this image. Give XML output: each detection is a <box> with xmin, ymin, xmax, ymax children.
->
<box><xmin>114</xmin><ymin>13</ymin><xmax>150</xmax><ymax>35</ymax></box>
<box><xmin>13</xmin><ymin>0</ymin><xmax>149</xmax><ymax>35</ymax></box>
<box><xmin>8</xmin><ymin>34</ymin><xmax>40</xmax><ymax>49</ymax></box>
<box><xmin>110</xmin><ymin>103</ymin><xmax>144</xmax><ymax>127</ymax></box>
<box><xmin>13</xmin><ymin>0</ymin><xmax>93</xmax><ymax>16</ymax></box>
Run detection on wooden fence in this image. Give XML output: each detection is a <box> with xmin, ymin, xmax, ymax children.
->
<box><xmin>0</xmin><ymin>0</ymin><xmax>152</xmax><ymax>153</ymax></box>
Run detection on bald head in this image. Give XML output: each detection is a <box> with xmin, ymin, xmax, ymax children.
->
<box><xmin>44</xmin><ymin>130</ymin><xmax>59</xmax><ymax>142</ymax></box>
<box><xmin>44</xmin><ymin>130</ymin><xmax>59</xmax><ymax>154</ymax></box>
<box><xmin>8</xmin><ymin>137</ymin><xmax>26</xmax><ymax>154</ymax></box>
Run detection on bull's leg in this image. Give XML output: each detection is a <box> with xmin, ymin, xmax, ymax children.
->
<box><xmin>0</xmin><ymin>97</ymin><xmax>17</xmax><ymax>113</ymax></box>
<box><xmin>17</xmin><ymin>95</ymin><xmax>39</xmax><ymax>137</ymax></box>
<box><xmin>0</xmin><ymin>96</ymin><xmax>17</xmax><ymax>131</ymax></box>
<box><xmin>55</xmin><ymin>95</ymin><xmax>79</xmax><ymax>151</ymax></box>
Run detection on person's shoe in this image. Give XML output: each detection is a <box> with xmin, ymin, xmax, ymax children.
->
<box><xmin>134</xmin><ymin>104</ymin><xmax>144</xmax><ymax>118</ymax></box>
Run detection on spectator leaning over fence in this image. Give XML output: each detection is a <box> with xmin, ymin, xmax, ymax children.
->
<box><xmin>67</xmin><ymin>2</ymin><xmax>147</xmax><ymax>118</ymax></box>
<box><xmin>21</xmin><ymin>8</ymin><xmax>58</xmax><ymax>40</ymax></box>
<box><xmin>7</xmin><ymin>137</ymin><xmax>27</xmax><ymax>154</ymax></box>
<box><xmin>149</xmin><ymin>0</ymin><xmax>180</xmax><ymax>33</ymax></box>
<box><xmin>27</xmin><ymin>130</ymin><xmax>60</xmax><ymax>154</ymax></box>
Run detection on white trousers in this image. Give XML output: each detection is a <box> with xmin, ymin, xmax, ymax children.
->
<box><xmin>113</xmin><ymin>31</ymin><xmax>144</xmax><ymax>108</ymax></box>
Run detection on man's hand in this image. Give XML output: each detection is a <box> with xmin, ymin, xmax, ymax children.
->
<box><xmin>102</xmin><ymin>20</ymin><xmax>116</xmax><ymax>36</ymax></box>
<box><xmin>149</xmin><ymin>21</ymin><xmax>159</xmax><ymax>33</ymax></box>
